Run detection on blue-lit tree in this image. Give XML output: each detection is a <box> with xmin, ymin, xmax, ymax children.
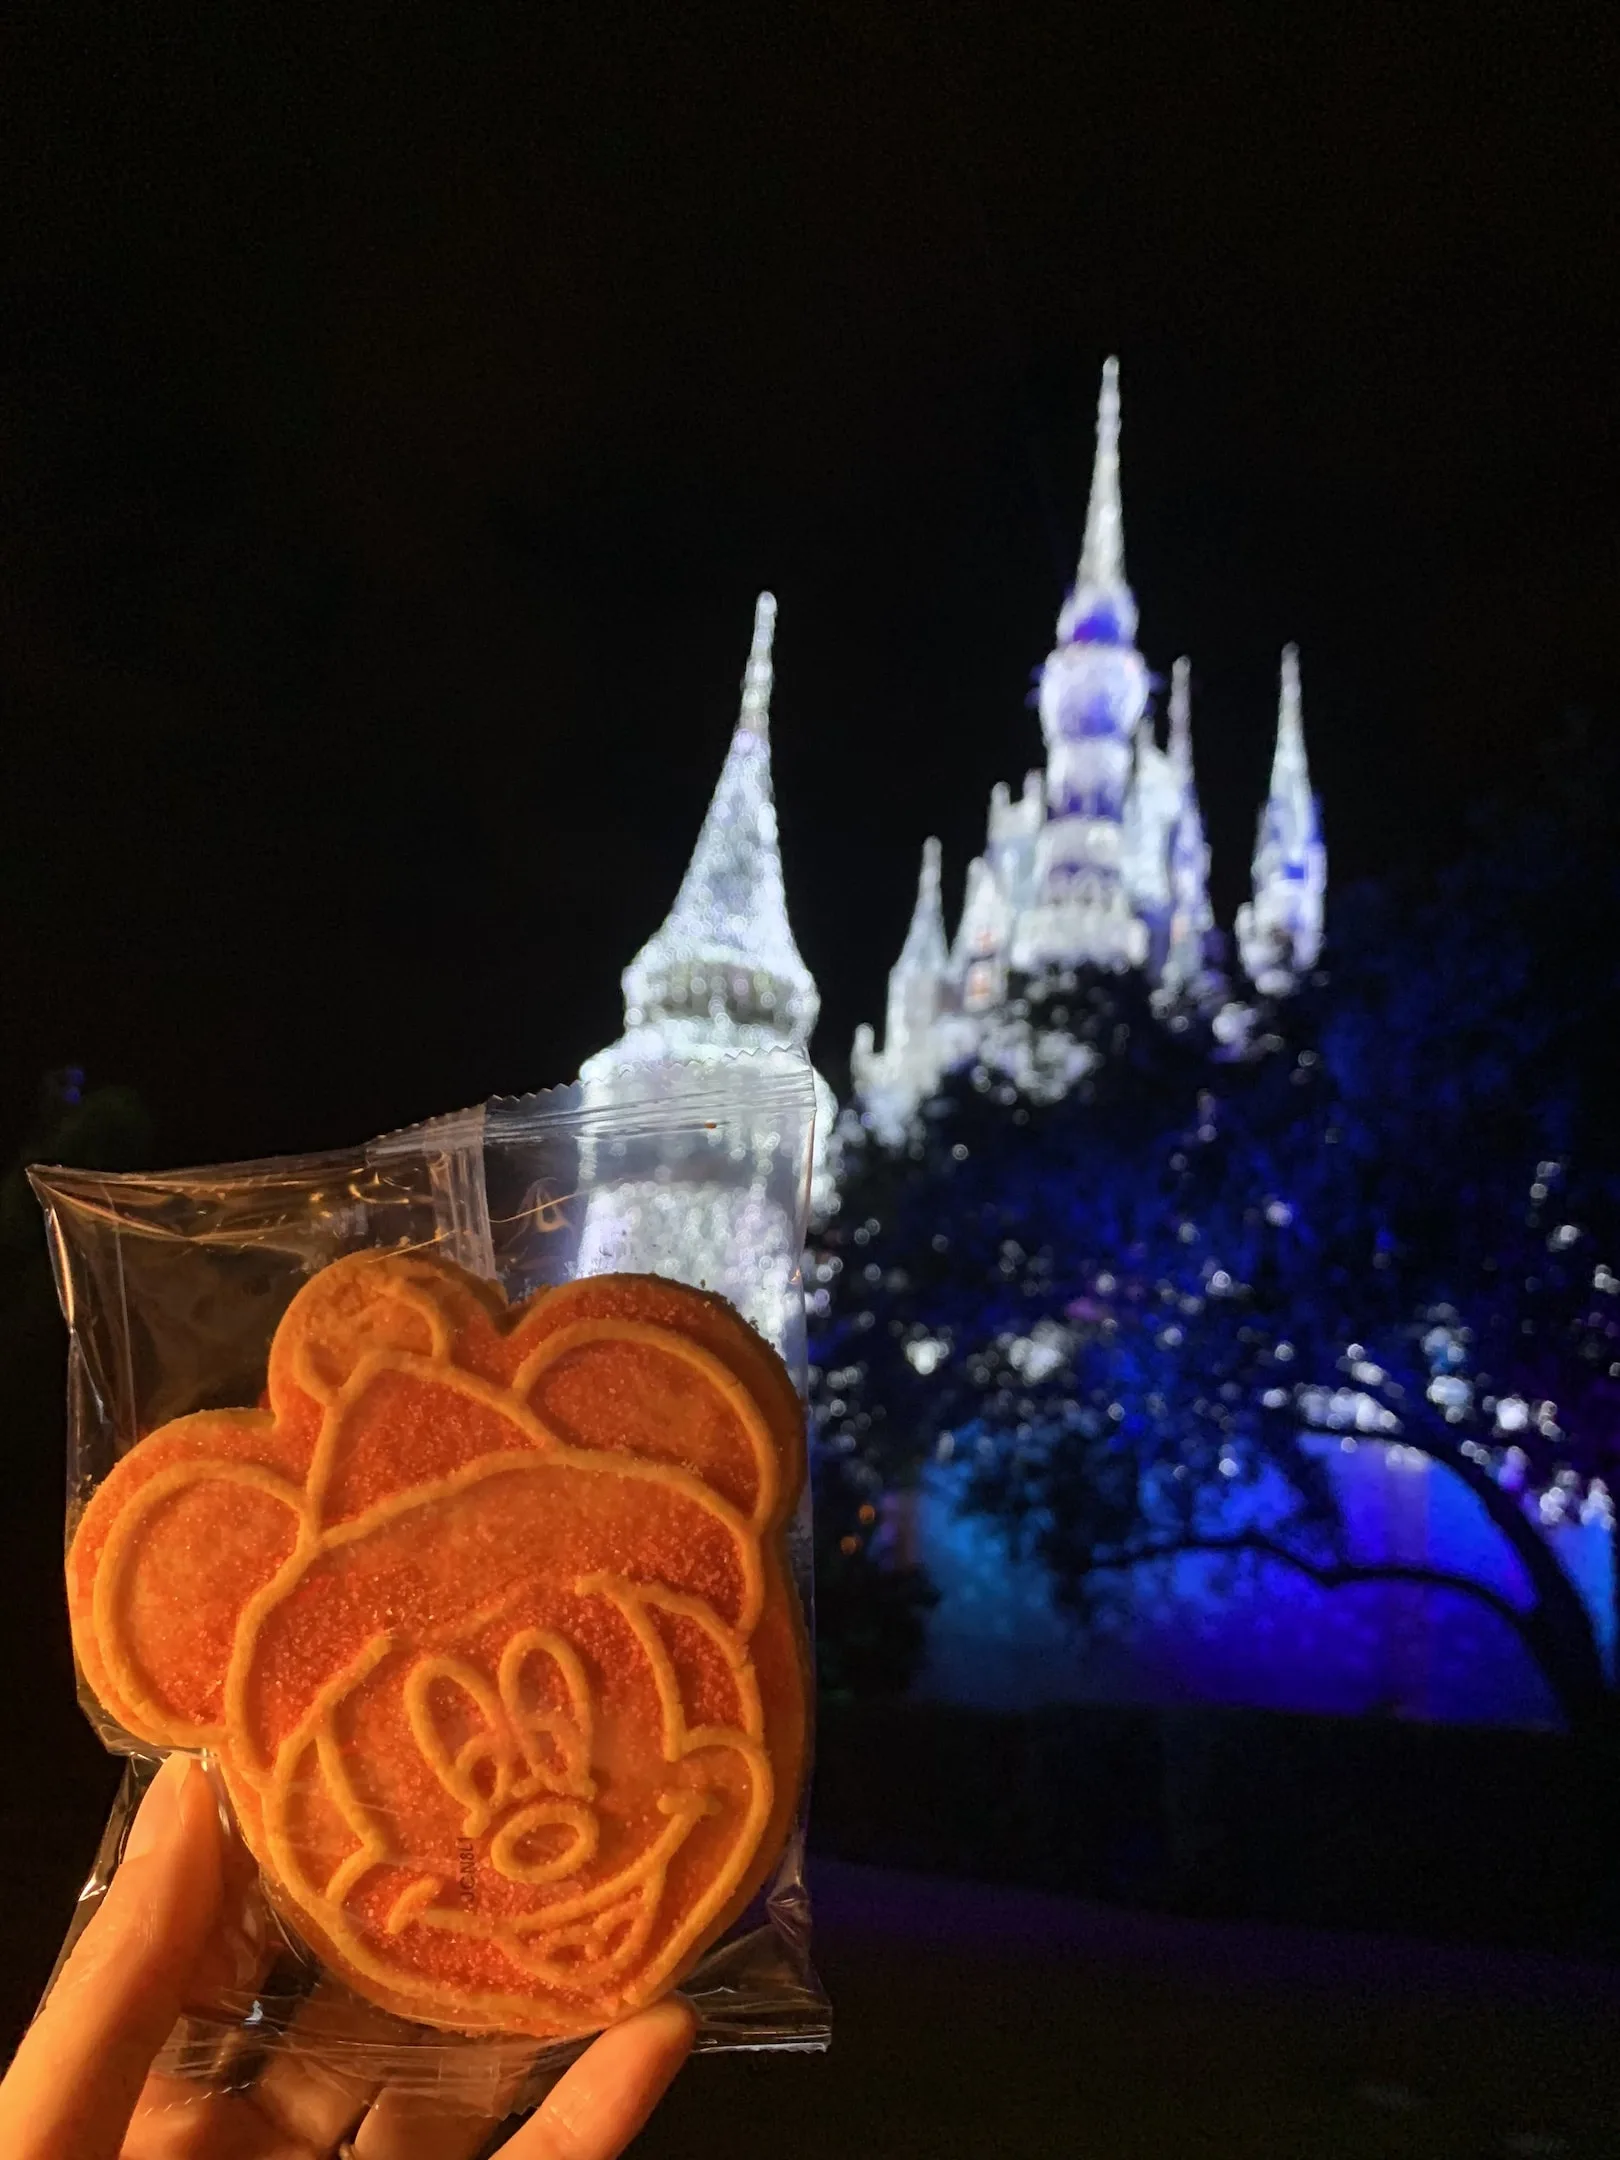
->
<box><xmin>810</xmin><ymin>758</ymin><xmax>1620</xmax><ymax>1732</ymax></box>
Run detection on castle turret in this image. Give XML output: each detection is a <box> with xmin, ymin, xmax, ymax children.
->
<box><xmin>612</xmin><ymin>593</ymin><xmax>819</xmax><ymax>1052</ymax></box>
<box><xmin>1121</xmin><ymin>703</ymin><xmax>1183</xmax><ymax>974</ymax></box>
<box><xmin>1235</xmin><ymin>644</ymin><xmax>1327</xmax><ymax>997</ymax></box>
<box><xmin>886</xmin><ymin>835</ymin><xmax>949</xmax><ymax>1054</ymax></box>
<box><xmin>951</xmin><ymin>855</ymin><xmax>1013</xmax><ymax>1016</ymax></box>
<box><xmin>1159</xmin><ymin>656</ymin><xmax>1217</xmax><ymax>1000</ymax></box>
<box><xmin>1012</xmin><ymin>358</ymin><xmax>1151</xmax><ymax>975</ymax></box>
<box><xmin>985</xmin><ymin>770</ymin><xmax>1045</xmax><ymax>917</ymax></box>
<box><xmin>852</xmin><ymin>837</ymin><xmax>951</xmax><ymax>1114</ymax></box>
<box><xmin>582</xmin><ymin>591</ymin><xmax>835</xmax><ymax>1208</ymax></box>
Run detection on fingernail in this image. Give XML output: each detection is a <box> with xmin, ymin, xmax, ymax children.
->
<box><xmin>637</xmin><ymin>1995</ymin><xmax>697</xmax><ymax>2043</ymax></box>
<box><xmin>125</xmin><ymin>1755</ymin><xmax>193</xmax><ymax>1864</ymax></box>
<box><xmin>222</xmin><ymin>1923</ymin><xmax>262</xmax><ymax>1988</ymax></box>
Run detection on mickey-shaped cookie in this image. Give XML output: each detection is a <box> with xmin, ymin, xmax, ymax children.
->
<box><xmin>66</xmin><ymin>1252</ymin><xmax>809</xmax><ymax>2039</ymax></box>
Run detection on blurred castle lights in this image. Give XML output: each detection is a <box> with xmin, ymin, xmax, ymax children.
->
<box><xmin>853</xmin><ymin>358</ymin><xmax>1327</xmax><ymax>1133</ymax></box>
<box><xmin>560</xmin><ymin>360</ymin><xmax>1615</xmax><ymax>1735</ymax></box>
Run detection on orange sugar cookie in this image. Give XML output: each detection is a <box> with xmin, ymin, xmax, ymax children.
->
<box><xmin>66</xmin><ymin>1252</ymin><xmax>810</xmax><ymax>2039</ymax></box>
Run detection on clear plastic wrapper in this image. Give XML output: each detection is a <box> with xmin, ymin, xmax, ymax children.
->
<box><xmin>29</xmin><ymin>1055</ymin><xmax>827</xmax><ymax>2134</ymax></box>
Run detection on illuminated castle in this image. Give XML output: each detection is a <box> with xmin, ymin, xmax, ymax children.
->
<box><xmin>853</xmin><ymin>359</ymin><xmax>1326</xmax><ymax>1123</ymax></box>
<box><xmin>578</xmin><ymin>365</ymin><xmax>1326</xmax><ymax>1185</ymax></box>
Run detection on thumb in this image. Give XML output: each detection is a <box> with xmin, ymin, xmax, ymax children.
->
<box><xmin>500</xmin><ymin>1999</ymin><xmax>696</xmax><ymax>2160</ymax></box>
<box><xmin>0</xmin><ymin>1754</ymin><xmax>225</xmax><ymax>2160</ymax></box>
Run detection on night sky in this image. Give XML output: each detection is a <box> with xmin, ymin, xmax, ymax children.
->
<box><xmin>3</xmin><ymin>5</ymin><xmax>1616</xmax><ymax>1168</ymax></box>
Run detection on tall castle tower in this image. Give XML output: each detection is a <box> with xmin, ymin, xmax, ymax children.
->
<box><xmin>594</xmin><ymin>592</ymin><xmax>820</xmax><ymax>1067</ymax></box>
<box><xmin>851</xmin><ymin>359</ymin><xmax>1325</xmax><ymax>1130</ymax></box>
<box><xmin>581</xmin><ymin>593</ymin><xmax>835</xmax><ymax>1262</ymax></box>
<box><xmin>1012</xmin><ymin>358</ymin><xmax>1151</xmax><ymax>975</ymax></box>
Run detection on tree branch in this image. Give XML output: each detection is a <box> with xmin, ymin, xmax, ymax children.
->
<box><xmin>1107</xmin><ymin>1528</ymin><xmax>1535</xmax><ymax>1644</ymax></box>
<box><xmin>1295</xmin><ymin>1414</ymin><xmax>1611</xmax><ymax>1680</ymax></box>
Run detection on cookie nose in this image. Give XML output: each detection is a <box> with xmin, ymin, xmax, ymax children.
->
<box><xmin>489</xmin><ymin>1798</ymin><xmax>600</xmax><ymax>1886</ymax></box>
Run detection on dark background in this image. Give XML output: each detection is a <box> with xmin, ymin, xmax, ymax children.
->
<box><xmin>3</xmin><ymin>2</ymin><xmax>1616</xmax><ymax>1166</ymax></box>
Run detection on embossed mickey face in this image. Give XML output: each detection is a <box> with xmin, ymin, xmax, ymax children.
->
<box><xmin>67</xmin><ymin>1254</ymin><xmax>808</xmax><ymax>2039</ymax></box>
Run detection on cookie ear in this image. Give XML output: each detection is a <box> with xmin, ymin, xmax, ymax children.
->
<box><xmin>67</xmin><ymin>1411</ymin><xmax>305</xmax><ymax>1749</ymax></box>
<box><xmin>268</xmin><ymin>1251</ymin><xmax>504</xmax><ymax>1418</ymax></box>
<box><xmin>506</xmin><ymin>1275</ymin><xmax>802</xmax><ymax>1529</ymax></box>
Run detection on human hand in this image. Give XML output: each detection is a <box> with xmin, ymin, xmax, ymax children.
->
<box><xmin>0</xmin><ymin>1755</ymin><xmax>696</xmax><ymax>2159</ymax></box>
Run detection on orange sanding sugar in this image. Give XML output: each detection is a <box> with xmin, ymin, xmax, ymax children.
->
<box><xmin>67</xmin><ymin>1252</ymin><xmax>809</xmax><ymax>2039</ymax></box>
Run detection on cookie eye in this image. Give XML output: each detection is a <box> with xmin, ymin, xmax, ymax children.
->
<box><xmin>403</xmin><ymin>1655</ymin><xmax>516</xmax><ymax>1838</ymax></box>
<box><xmin>498</xmin><ymin>1628</ymin><xmax>596</xmax><ymax>1801</ymax></box>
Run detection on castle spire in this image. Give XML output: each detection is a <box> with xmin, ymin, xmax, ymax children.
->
<box><xmin>1054</xmin><ymin>357</ymin><xmax>1138</xmax><ymax>649</ymax></box>
<box><xmin>577</xmin><ymin>589</ymin><xmax>835</xmax><ymax>1319</ymax></box>
<box><xmin>1236</xmin><ymin>643</ymin><xmax>1327</xmax><ymax>997</ymax></box>
<box><xmin>1078</xmin><ymin>355</ymin><xmax>1126</xmax><ymax>595</ymax></box>
<box><xmin>737</xmin><ymin>589</ymin><xmax>775</xmax><ymax>737</ymax></box>
<box><xmin>614</xmin><ymin>591</ymin><xmax>818</xmax><ymax>1046</ymax></box>
<box><xmin>1274</xmin><ymin>641</ymin><xmax>1304</xmax><ymax>769</ymax></box>
<box><xmin>896</xmin><ymin>835</ymin><xmax>949</xmax><ymax>979</ymax></box>
<box><xmin>1015</xmin><ymin>357</ymin><xmax>1150</xmax><ymax>974</ymax></box>
<box><xmin>581</xmin><ymin>587</ymin><xmax>837</xmax><ymax>1239</ymax></box>
<box><xmin>851</xmin><ymin>837</ymin><xmax>952</xmax><ymax>1130</ymax></box>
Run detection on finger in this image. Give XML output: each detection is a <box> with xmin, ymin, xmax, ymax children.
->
<box><xmin>349</xmin><ymin>2035</ymin><xmax>538</xmax><ymax>2160</ymax></box>
<box><xmin>122</xmin><ymin>1818</ymin><xmax>301</xmax><ymax>2159</ymax></box>
<box><xmin>0</xmin><ymin>1754</ymin><xmax>224</xmax><ymax>2160</ymax></box>
<box><xmin>124</xmin><ymin>2074</ymin><xmax>313</xmax><ymax>2159</ymax></box>
<box><xmin>499</xmin><ymin>1999</ymin><xmax>696</xmax><ymax>2160</ymax></box>
<box><xmin>244</xmin><ymin>1979</ymin><xmax>391</xmax><ymax>2152</ymax></box>
<box><xmin>127</xmin><ymin>1982</ymin><xmax>388</xmax><ymax>2160</ymax></box>
<box><xmin>349</xmin><ymin>2087</ymin><xmax>508</xmax><ymax>2160</ymax></box>
<box><xmin>181</xmin><ymin>1810</ymin><xmax>276</xmax><ymax>2011</ymax></box>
